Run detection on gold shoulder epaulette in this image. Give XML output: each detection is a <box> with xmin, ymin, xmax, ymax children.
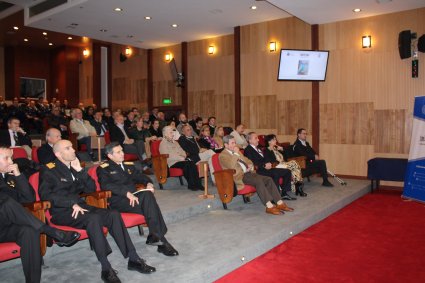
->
<box><xmin>100</xmin><ymin>163</ymin><xmax>109</xmax><ymax>168</ymax></box>
<box><xmin>124</xmin><ymin>161</ymin><xmax>134</xmax><ymax>165</ymax></box>
<box><xmin>46</xmin><ymin>162</ymin><xmax>55</xmax><ymax>169</ymax></box>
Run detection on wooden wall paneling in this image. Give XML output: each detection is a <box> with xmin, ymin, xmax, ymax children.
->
<box><xmin>320</xmin><ymin>102</ymin><xmax>374</xmax><ymax>145</ymax></box>
<box><xmin>277</xmin><ymin>99</ymin><xmax>311</xmax><ymax>136</ymax></box>
<box><xmin>242</xmin><ymin>95</ymin><xmax>277</xmax><ymax>129</ymax></box>
<box><xmin>234</xmin><ymin>26</ymin><xmax>241</xmax><ymax>125</ymax></box>
<box><xmin>374</xmin><ymin>109</ymin><xmax>408</xmax><ymax>154</ymax></box>
<box><xmin>79</xmin><ymin>44</ymin><xmax>93</xmax><ymax>106</ymax></box>
<box><xmin>215</xmin><ymin>93</ymin><xmax>235</xmax><ymax>126</ymax></box>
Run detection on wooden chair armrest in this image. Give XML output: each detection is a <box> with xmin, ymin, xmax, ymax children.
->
<box><xmin>80</xmin><ymin>191</ymin><xmax>112</xmax><ymax>209</ymax></box>
<box><xmin>213</xmin><ymin>169</ymin><xmax>236</xmax><ymax>204</ymax></box>
<box><xmin>287</xmin><ymin>156</ymin><xmax>307</xmax><ymax>169</ymax></box>
<box><xmin>135</xmin><ymin>184</ymin><xmax>146</xmax><ymax>191</ymax></box>
<box><xmin>152</xmin><ymin>155</ymin><xmax>169</xmax><ymax>184</ymax></box>
<box><xmin>23</xmin><ymin>200</ymin><xmax>51</xmax><ymax>211</ymax></box>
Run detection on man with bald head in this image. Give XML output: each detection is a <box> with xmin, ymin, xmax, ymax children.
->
<box><xmin>37</xmin><ymin>128</ymin><xmax>62</xmax><ymax>165</ymax></box>
<box><xmin>39</xmin><ymin>140</ymin><xmax>156</xmax><ymax>283</ymax></box>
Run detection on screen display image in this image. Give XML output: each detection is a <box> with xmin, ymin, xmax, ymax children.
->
<box><xmin>20</xmin><ymin>77</ymin><xmax>46</xmax><ymax>99</ymax></box>
<box><xmin>277</xmin><ymin>49</ymin><xmax>329</xmax><ymax>81</ymax></box>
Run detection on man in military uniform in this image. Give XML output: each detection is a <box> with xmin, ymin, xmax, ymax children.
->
<box><xmin>97</xmin><ymin>142</ymin><xmax>178</xmax><ymax>256</ymax></box>
<box><xmin>39</xmin><ymin>140</ymin><xmax>156</xmax><ymax>283</ymax></box>
<box><xmin>0</xmin><ymin>146</ymin><xmax>80</xmax><ymax>283</ymax></box>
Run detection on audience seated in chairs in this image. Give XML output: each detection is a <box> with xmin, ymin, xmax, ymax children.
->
<box><xmin>293</xmin><ymin>128</ymin><xmax>333</xmax><ymax>187</ymax></box>
<box><xmin>47</xmin><ymin>106</ymin><xmax>69</xmax><ymax>139</ymax></box>
<box><xmin>149</xmin><ymin>120</ymin><xmax>163</xmax><ymax>138</ymax></box>
<box><xmin>178</xmin><ymin>124</ymin><xmax>216</xmax><ymax>183</ymax></box>
<box><xmin>69</xmin><ymin>108</ymin><xmax>97</xmax><ymax>158</ymax></box>
<box><xmin>109</xmin><ymin>114</ymin><xmax>152</xmax><ymax>174</ymax></box>
<box><xmin>0</xmin><ymin>117</ymin><xmax>33</xmax><ymax>158</ymax></box>
<box><xmin>213</xmin><ymin>126</ymin><xmax>225</xmax><ymax>150</ymax></box>
<box><xmin>264</xmin><ymin>134</ymin><xmax>307</xmax><ymax>197</ymax></box>
<box><xmin>244</xmin><ymin>132</ymin><xmax>296</xmax><ymax>200</ymax></box>
<box><xmin>218</xmin><ymin>135</ymin><xmax>294</xmax><ymax>215</ymax></box>
<box><xmin>198</xmin><ymin>125</ymin><xmax>224</xmax><ymax>153</ymax></box>
<box><xmin>159</xmin><ymin>126</ymin><xmax>204</xmax><ymax>191</ymax></box>
<box><xmin>128</xmin><ymin>117</ymin><xmax>160</xmax><ymax>159</ymax></box>
<box><xmin>97</xmin><ymin>142</ymin><xmax>178</xmax><ymax>257</ymax></box>
<box><xmin>176</xmin><ymin>113</ymin><xmax>197</xmax><ymax>137</ymax></box>
<box><xmin>39</xmin><ymin>140</ymin><xmax>156</xmax><ymax>283</ymax></box>
<box><xmin>230</xmin><ymin>124</ymin><xmax>248</xmax><ymax>149</ymax></box>
<box><xmin>193</xmin><ymin>117</ymin><xmax>204</xmax><ymax>136</ymax></box>
<box><xmin>37</xmin><ymin>128</ymin><xmax>62</xmax><ymax>165</ymax></box>
<box><xmin>0</xmin><ymin>146</ymin><xmax>80</xmax><ymax>283</ymax></box>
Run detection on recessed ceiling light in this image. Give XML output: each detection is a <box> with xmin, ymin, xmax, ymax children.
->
<box><xmin>49</xmin><ymin>43</ymin><xmax>53</xmax><ymax>46</ymax></box>
<box><xmin>43</xmin><ymin>32</ymin><xmax>47</xmax><ymax>35</ymax></box>
<box><xmin>100</xmin><ymin>29</ymin><xmax>107</xmax><ymax>32</ymax></box>
<box><xmin>145</xmin><ymin>16</ymin><xmax>151</xmax><ymax>20</ymax></box>
<box><xmin>171</xmin><ymin>24</ymin><xmax>178</xmax><ymax>28</ymax></box>
<box><xmin>13</xmin><ymin>26</ymin><xmax>19</xmax><ymax>30</ymax></box>
<box><xmin>353</xmin><ymin>8</ymin><xmax>362</xmax><ymax>13</ymax></box>
<box><xmin>67</xmin><ymin>36</ymin><xmax>72</xmax><ymax>40</ymax></box>
<box><xmin>24</xmin><ymin>38</ymin><xmax>28</xmax><ymax>42</ymax></box>
<box><xmin>114</xmin><ymin>7</ymin><xmax>123</xmax><ymax>12</ymax></box>
<box><xmin>250</xmin><ymin>6</ymin><xmax>257</xmax><ymax>10</ymax></box>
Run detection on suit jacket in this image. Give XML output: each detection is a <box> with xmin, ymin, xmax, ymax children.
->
<box><xmin>90</xmin><ymin>119</ymin><xmax>108</xmax><ymax>136</ymax></box>
<box><xmin>69</xmin><ymin>119</ymin><xmax>96</xmax><ymax>140</ymax></box>
<box><xmin>0</xmin><ymin>129</ymin><xmax>32</xmax><ymax>147</ymax></box>
<box><xmin>218</xmin><ymin>149</ymin><xmax>253</xmax><ymax>190</ymax></box>
<box><xmin>37</xmin><ymin>143</ymin><xmax>56</xmax><ymax>165</ymax></box>
<box><xmin>293</xmin><ymin>139</ymin><xmax>316</xmax><ymax>161</ymax></box>
<box><xmin>39</xmin><ymin>159</ymin><xmax>96</xmax><ymax>217</ymax></box>
<box><xmin>109</xmin><ymin>123</ymin><xmax>131</xmax><ymax>145</ymax></box>
<box><xmin>0</xmin><ymin>173</ymin><xmax>35</xmax><ymax>204</ymax></box>
<box><xmin>243</xmin><ymin>145</ymin><xmax>269</xmax><ymax>173</ymax></box>
<box><xmin>178</xmin><ymin>135</ymin><xmax>201</xmax><ymax>163</ymax></box>
<box><xmin>96</xmin><ymin>160</ymin><xmax>152</xmax><ymax>206</ymax></box>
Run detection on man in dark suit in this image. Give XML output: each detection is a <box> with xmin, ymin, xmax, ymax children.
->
<box><xmin>39</xmin><ymin>140</ymin><xmax>156</xmax><ymax>283</ymax></box>
<box><xmin>97</xmin><ymin>142</ymin><xmax>178</xmax><ymax>256</ymax></box>
<box><xmin>90</xmin><ymin>110</ymin><xmax>108</xmax><ymax>136</ymax></box>
<box><xmin>0</xmin><ymin>146</ymin><xmax>80</xmax><ymax>283</ymax></box>
<box><xmin>47</xmin><ymin>106</ymin><xmax>69</xmax><ymax>139</ymax></box>
<box><xmin>0</xmin><ymin>117</ymin><xmax>32</xmax><ymax>158</ymax></box>
<box><xmin>37</xmin><ymin>128</ymin><xmax>61</xmax><ymax>165</ymax></box>
<box><xmin>109</xmin><ymin>114</ymin><xmax>152</xmax><ymax>174</ymax></box>
<box><xmin>293</xmin><ymin>128</ymin><xmax>333</xmax><ymax>187</ymax></box>
<box><xmin>208</xmin><ymin>116</ymin><xmax>216</xmax><ymax>136</ymax></box>
<box><xmin>244</xmin><ymin>132</ymin><xmax>295</xmax><ymax>200</ymax></box>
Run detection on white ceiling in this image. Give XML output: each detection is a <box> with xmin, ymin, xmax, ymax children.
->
<box><xmin>4</xmin><ymin>0</ymin><xmax>425</xmax><ymax>49</ymax></box>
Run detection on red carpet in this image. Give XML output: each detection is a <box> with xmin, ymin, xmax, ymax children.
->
<box><xmin>216</xmin><ymin>190</ymin><xmax>425</xmax><ymax>283</ymax></box>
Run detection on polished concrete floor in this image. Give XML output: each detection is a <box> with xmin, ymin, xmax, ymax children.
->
<box><xmin>0</xmin><ymin>175</ymin><xmax>370</xmax><ymax>283</ymax></box>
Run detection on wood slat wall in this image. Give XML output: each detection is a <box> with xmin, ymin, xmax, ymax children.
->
<box><xmin>78</xmin><ymin>44</ymin><xmax>93</xmax><ymax>106</ymax></box>
<box><xmin>187</xmin><ymin>34</ymin><xmax>234</xmax><ymax>125</ymax></box>
<box><xmin>319</xmin><ymin>8</ymin><xmax>425</xmax><ymax>177</ymax></box>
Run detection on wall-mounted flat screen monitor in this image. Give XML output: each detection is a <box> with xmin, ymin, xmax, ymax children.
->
<box><xmin>277</xmin><ymin>49</ymin><xmax>329</xmax><ymax>81</ymax></box>
<box><xmin>20</xmin><ymin>77</ymin><xmax>46</xmax><ymax>99</ymax></box>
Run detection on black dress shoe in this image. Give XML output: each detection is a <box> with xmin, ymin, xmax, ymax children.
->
<box><xmin>322</xmin><ymin>180</ymin><xmax>334</xmax><ymax>187</ymax></box>
<box><xmin>101</xmin><ymin>269</ymin><xmax>121</xmax><ymax>283</ymax></box>
<box><xmin>157</xmin><ymin>242</ymin><xmax>179</xmax><ymax>256</ymax></box>
<box><xmin>128</xmin><ymin>259</ymin><xmax>156</xmax><ymax>274</ymax></box>
<box><xmin>281</xmin><ymin>192</ymin><xmax>297</xmax><ymax>201</ymax></box>
<box><xmin>54</xmin><ymin>230</ymin><xmax>81</xmax><ymax>247</ymax></box>
<box><xmin>295</xmin><ymin>183</ymin><xmax>307</xmax><ymax>197</ymax></box>
<box><xmin>146</xmin><ymin>234</ymin><xmax>164</xmax><ymax>246</ymax></box>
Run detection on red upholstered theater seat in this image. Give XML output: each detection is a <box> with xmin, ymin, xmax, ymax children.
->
<box><xmin>11</xmin><ymin>147</ymin><xmax>28</xmax><ymax>159</ymax></box>
<box><xmin>29</xmin><ymin>172</ymin><xmax>108</xmax><ymax>245</ymax></box>
<box><xmin>32</xmin><ymin>147</ymin><xmax>39</xmax><ymax>163</ymax></box>
<box><xmin>150</xmin><ymin>140</ymin><xmax>184</xmax><ymax>189</ymax></box>
<box><xmin>211</xmin><ymin>153</ymin><xmax>256</xmax><ymax>209</ymax></box>
<box><xmin>0</xmin><ymin>242</ymin><xmax>21</xmax><ymax>262</ymax></box>
<box><xmin>87</xmin><ymin>166</ymin><xmax>146</xmax><ymax>235</ymax></box>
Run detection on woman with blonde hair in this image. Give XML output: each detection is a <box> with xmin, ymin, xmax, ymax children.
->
<box><xmin>212</xmin><ymin>126</ymin><xmax>224</xmax><ymax>151</ymax></box>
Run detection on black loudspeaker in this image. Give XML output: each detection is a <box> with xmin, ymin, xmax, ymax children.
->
<box><xmin>418</xmin><ymin>34</ymin><xmax>425</xmax><ymax>53</ymax></box>
<box><xmin>398</xmin><ymin>30</ymin><xmax>411</xmax><ymax>59</ymax></box>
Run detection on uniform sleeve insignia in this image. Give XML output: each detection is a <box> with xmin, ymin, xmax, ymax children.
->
<box><xmin>46</xmin><ymin>162</ymin><xmax>55</xmax><ymax>169</ymax></box>
<box><xmin>100</xmin><ymin>163</ymin><xmax>109</xmax><ymax>168</ymax></box>
<box><xmin>124</xmin><ymin>162</ymin><xmax>134</xmax><ymax>165</ymax></box>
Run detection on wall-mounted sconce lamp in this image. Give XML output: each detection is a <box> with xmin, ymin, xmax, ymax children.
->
<box><xmin>165</xmin><ymin>52</ymin><xmax>172</xmax><ymax>62</ymax></box>
<box><xmin>120</xmin><ymin>47</ymin><xmax>133</xmax><ymax>62</ymax></box>
<box><xmin>83</xmin><ymin>48</ymin><xmax>90</xmax><ymax>57</ymax></box>
<box><xmin>362</xmin><ymin>35</ymin><xmax>372</xmax><ymax>48</ymax></box>
<box><xmin>208</xmin><ymin>45</ymin><xmax>215</xmax><ymax>55</ymax></box>
<box><xmin>269</xmin><ymin>41</ymin><xmax>277</xmax><ymax>52</ymax></box>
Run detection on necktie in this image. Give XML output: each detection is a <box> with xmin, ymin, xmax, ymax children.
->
<box><xmin>13</xmin><ymin>132</ymin><xmax>20</xmax><ymax>146</ymax></box>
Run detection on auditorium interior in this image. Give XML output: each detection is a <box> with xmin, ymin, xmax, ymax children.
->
<box><xmin>0</xmin><ymin>1</ymin><xmax>424</xmax><ymax>282</ymax></box>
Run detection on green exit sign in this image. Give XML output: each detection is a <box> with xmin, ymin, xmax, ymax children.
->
<box><xmin>163</xmin><ymin>98</ymin><xmax>172</xmax><ymax>105</ymax></box>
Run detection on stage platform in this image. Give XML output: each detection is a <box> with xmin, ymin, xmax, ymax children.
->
<box><xmin>0</xmin><ymin>176</ymin><xmax>370</xmax><ymax>283</ymax></box>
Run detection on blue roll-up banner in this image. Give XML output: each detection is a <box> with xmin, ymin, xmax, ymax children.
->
<box><xmin>403</xmin><ymin>96</ymin><xmax>425</xmax><ymax>202</ymax></box>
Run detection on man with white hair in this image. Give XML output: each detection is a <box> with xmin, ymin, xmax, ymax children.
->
<box><xmin>69</xmin><ymin>108</ymin><xmax>97</xmax><ymax>158</ymax></box>
<box><xmin>39</xmin><ymin>140</ymin><xmax>156</xmax><ymax>283</ymax></box>
<box><xmin>37</xmin><ymin>128</ymin><xmax>62</xmax><ymax>165</ymax></box>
